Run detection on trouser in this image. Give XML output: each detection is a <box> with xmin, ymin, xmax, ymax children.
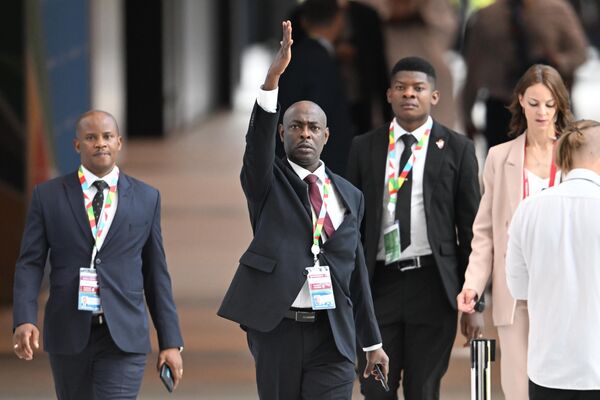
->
<box><xmin>246</xmin><ymin>311</ymin><xmax>355</xmax><ymax>400</ymax></box>
<box><xmin>529</xmin><ymin>380</ymin><xmax>600</xmax><ymax>400</ymax></box>
<box><xmin>49</xmin><ymin>319</ymin><xmax>146</xmax><ymax>400</ymax></box>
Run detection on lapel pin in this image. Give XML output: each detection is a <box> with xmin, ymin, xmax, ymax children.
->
<box><xmin>436</xmin><ymin>139</ymin><xmax>445</xmax><ymax>149</ymax></box>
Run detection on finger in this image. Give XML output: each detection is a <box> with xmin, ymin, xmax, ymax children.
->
<box><xmin>363</xmin><ymin>360</ymin><xmax>374</xmax><ymax>379</ymax></box>
<box><xmin>32</xmin><ymin>328</ymin><xmax>40</xmax><ymax>349</ymax></box>
<box><xmin>22</xmin><ymin>334</ymin><xmax>33</xmax><ymax>360</ymax></box>
<box><xmin>173</xmin><ymin>367</ymin><xmax>183</xmax><ymax>389</ymax></box>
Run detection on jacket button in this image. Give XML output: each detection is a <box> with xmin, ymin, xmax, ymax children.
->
<box><xmin>95</xmin><ymin>258</ymin><xmax>101</xmax><ymax>265</ymax></box>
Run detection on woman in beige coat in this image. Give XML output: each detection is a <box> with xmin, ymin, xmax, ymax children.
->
<box><xmin>457</xmin><ymin>64</ymin><xmax>574</xmax><ymax>400</ymax></box>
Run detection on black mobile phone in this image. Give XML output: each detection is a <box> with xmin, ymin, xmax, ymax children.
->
<box><xmin>160</xmin><ymin>364</ymin><xmax>174</xmax><ymax>393</ymax></box>
<box><xmin>374</xmin><ymin>364</ymin><xmax>389</xmax><ymax>392</ymax></box>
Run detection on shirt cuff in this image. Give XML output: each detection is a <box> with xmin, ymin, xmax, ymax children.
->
<box><xmin>257</xmin><ymin>86</ymin><xmax>278</xmax><ymax>113</ymax></box>
<box><xmin>363</xmin><ymin>343</ymin><xmax>383</xmax><ymax>352</ymax></box>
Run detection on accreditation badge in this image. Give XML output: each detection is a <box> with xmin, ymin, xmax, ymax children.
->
<box><xmin>78</xmin><ymin>268</ymin><xmax>102</xmax><ymax>312</ymax></box>
<box><xmin>306</xmin><ymin>265</ymin><xmax>336</xmax><ymax>310</ymax></box>
<box><xmin>384</xmin><ymin>221</ymin><xmax>402</xmax><ymax>265</ymax></box>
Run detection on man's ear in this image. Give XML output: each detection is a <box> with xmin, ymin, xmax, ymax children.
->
<box><xmin>430</xmin><ymin>90</ymin><xmax>440</xmax><ymax>106</ymax></box>
<box><xmin>73</xmin><ymin>138</ymin><xmax>80</xmax><ymax>153</ymax></box>
<box><xmin>278</xmin><ymin>124</ymin><xmax>285</xmax><ymax>142</ymax></box>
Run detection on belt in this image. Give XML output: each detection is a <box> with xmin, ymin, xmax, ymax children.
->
<box><xmin>283</xmin><ymin>309</ymin><xmax>324</xmax><ymax>323</ymax></box>
<box><xmin>91</xmin><ymin>314</ymin><xmax>105</xmax><ymax>326</ymax></box>
<box><xmin>384</xmin><ymin>254</ymin><xmax>435</xmax><ymax>272</ymax></box>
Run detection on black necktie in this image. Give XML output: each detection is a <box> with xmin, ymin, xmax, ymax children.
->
<box><xmin>397</xmin><ymin>134</ymin><xmax>417</xmax><ymax>251</ymax></box>
<box><xmin>92</xmin><ymin>180</ymin><xmax>109</xmax><ymax>225</ymax></box>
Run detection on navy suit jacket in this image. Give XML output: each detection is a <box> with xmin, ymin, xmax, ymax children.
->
<box><xmin>218</xmin><ymin>103</ymin><xmax>381</xmax><ymax>362</ymax></box>
<box><xmin>347</xmin><ymin>121</ymin><xmax>481</xmax><ymax>310</ymax></box>
<box><xmin>13</xmin><ymin>172</ymin><xmax>183</xmax><ymax>355</ymax></box>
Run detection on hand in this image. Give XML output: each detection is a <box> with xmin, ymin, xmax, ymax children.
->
<box><xmin>460</xmin><ymin>312</ymin><xmax>484</xmax><ymax>347</ymax></box>
<box><xmin>13</xmin><ymin>323</ymin><xmax>40</xmax><ymax>361</ymax></box>
<box><xmin>457</xmin><ymin>288</ymin><xmax>478</xmax><ymax>313</ymax></box>
<box><xmin>263</xmin><ymin>20</ymin><xmax>293</xmax><ymax>91</ymax></box>
<box><xmin>363</xmin><ymin>348</ymin><xmax>389</xmax><ymax>382</ymax></box>
<box><xmin>157</xmin><ymin>348</ymin><xmax>183</xmax><ymax>390</ymax></box>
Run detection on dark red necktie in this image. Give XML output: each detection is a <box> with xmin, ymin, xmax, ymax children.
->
<box><xmin>304</xmin><ymin>174</ymin><xmax>335</xmax><ymax>238</ymax></box>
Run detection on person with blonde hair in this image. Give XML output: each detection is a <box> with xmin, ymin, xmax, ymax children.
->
<box><xmin>457</xmin><ymin>64</ymin><xmax>574</xmax><ymax>400</ymax></box>
<box><xmin>506</xmin><ymin>119</ymin><xmax>600</xmax><ymax>399</ymax></box>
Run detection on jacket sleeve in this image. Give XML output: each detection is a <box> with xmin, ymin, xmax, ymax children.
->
<box><xmin>350</xmin><ymin>193</ymin><xmax>382</xmax><ymax>348</ymax></box>
<box><xmin>240</xmin><ymin>102</ymin><xmax>281</xmax><ymax>205</ymax></box>
<box><xmin>13</xmin><ymin>186</ymin><xmax>49</xmax><ymax>329</ymax></box>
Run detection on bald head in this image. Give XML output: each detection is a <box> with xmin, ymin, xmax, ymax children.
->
<box><xmin>282</xmin><ymin>101</ymin><xmax>327</xmax><ymax>127</ymax></box>
<box><xmin>556</xmin><ymin>120</ymin><xmax>600</xmax><ymax>174</ymax></box>
<box><xmin>76</xmin><ymin>110</ymin><xmax>119</xmax><ymax>138</ymax></box>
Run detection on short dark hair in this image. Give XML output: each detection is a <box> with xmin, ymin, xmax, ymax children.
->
<box><xmin>390</xmin><ymin>57</ymin><xmax>437</xmax><ymax>84</ymax></box>
<box><xmin>301</xmin><ymin>0</ymin><xmax>340</xmax><ymax>27</ymax></box>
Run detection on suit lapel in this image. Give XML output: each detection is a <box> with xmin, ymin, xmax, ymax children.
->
<box><xmin>282</xmin><ymin>159</ymin><xmax>313</xmax><ymax>219</ymax></box>
<box><xmin>64</xmin><ymin>172</ymin><xmax>94</xmax><ymax>240</ymax></box>
<box><xmin>371</xmin><ymin>127</ymin><xmax>388</xmax><ymax>226</ymax></box>
<box><xmin>101</xmin><ymin>173</ymin><xmax>132</xmax><ymax>250</ymax></box>
<box><xmin>423</xmin><ymin>122</ymin><xmax>448</xmax><ymax>213</ymax></box>
<box><xmin>505</xmin><ymin>134</ymin><xmax>526</xmax><ymax>213</ymax></box>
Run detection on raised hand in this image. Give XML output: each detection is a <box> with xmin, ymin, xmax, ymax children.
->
<box><xmin>263</xmin><ymin>20</ymin><xmax>293</xmax><ymax>91</ymax></box>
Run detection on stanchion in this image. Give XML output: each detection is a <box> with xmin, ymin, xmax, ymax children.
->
<box><xmin>470</xmin><ymin>338</ymin><xmax>496</xmax><ymax>400</ymax></box>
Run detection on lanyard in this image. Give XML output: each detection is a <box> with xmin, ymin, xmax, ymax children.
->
<box><xmin>310</xmin><ymin>177</ymin><xmax>332</xmax><ymax>262</ymax></box>
<box><xmin>386</xmin><ymin>121</ymin><xmax>431</xmax><ymax>213</ymax></box>
<box><xmin>78</xmin><ymin>166</ymin><xmax>118</xmax><ymax>267</ymax></box>
<box><xmin>522</xmin><ymin>142</ymin><xmax>558</xmax><ymax>199</ymax></box>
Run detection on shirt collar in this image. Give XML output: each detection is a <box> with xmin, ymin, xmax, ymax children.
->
<box><xmin>80</xmin><ymin>164</ymin><xmax>120</xmax><ymax>189</ymax></box>
<box><xmin>564</xmin><ymin>168</ymin><xmax>600</xmax><ymax>185</ymax></box>
<box><xmin>393</xmin><ymin>116</ymin><xmax>433</xmax><ymax>143</ymax></box>
<box><xmin>313</xmin><ymin>37</ymin><xmax>335</xmax><ymax>57</ymax></box>
<box><xmin>288</xmin><ymin>159</ymin><xmax>327</xmax><ymax>183</ymax></box>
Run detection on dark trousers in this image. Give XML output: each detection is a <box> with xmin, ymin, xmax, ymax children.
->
<box><xmin>529</xmin><ymin>380</ymin><xmax>600</xmax><ymax>400</ymax></box>
<box><xmin>49</xmin><ymin>322</ymin><xmax>146</xmax><ymax>400</ymax></box>
<box><xmin>359</xmin><ymin>261</ymin><xmax>457</xmax><ymax>400</ymax></box>
<box><xmin>246</xmin><ymin>312</ymin><xmax>355</xmax><ymax>400</ymax></box>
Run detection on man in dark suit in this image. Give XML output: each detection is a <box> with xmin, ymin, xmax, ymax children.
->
<box><xmin>12</xmin><ymin>110</ymin><xmax>184</xmax><ymax>399</ymax></box>
<box><xmin>347</xmin><ymin>57</ymin><xmax>481</xmax><ymax>399</ymax></box>
<box><xmin>218</xmin><ymin>21</ymin><xmax>388</xmax><ymax>399</ymax></box>
<box><xmin>277</xmin><ymin>0</ymin><xmax>353</xmax><ymax>175</ymax></box>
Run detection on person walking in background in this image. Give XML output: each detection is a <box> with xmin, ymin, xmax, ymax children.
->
<box><xmin>347</xmin><ymin>56</ymin><xmax>481</xmax><ymax>399</ymax></box>
<box><xmin>12</xmin><ymin>110</ymin><xmax>184</xmax><ymax>399</ymax></box>
<box><xmin>218</xmin><ymin>21</ymin><xmax>388</xmax><ymax>399</ymax></box>
<box><xmin>458</xmin><ymin>64</ymin><xmax>574</xmax><ymax>400</ymax></box>
<box><xmin>278</xmin><ymin>0</ymin><xmax>353</xmax><ymax>175</ymax></box>
<box><xmin>506</xmin><ymin>119</ymin><xmax>600</xmax><ymax>399</ymax></box>
<box><xmin>462</xmin><ymin>0</ymin><xmax>587</xmax><ymax>148</ymax></box>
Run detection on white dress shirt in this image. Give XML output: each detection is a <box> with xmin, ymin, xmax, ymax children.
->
<box><xmin>377</xmin><ymin>116</ymin><xmax>433</xmax><ymax>261</ymax></box>
<box><xmin>506</xmin><ymin>168</ymin><xmax>600</xmax><ymax>390</ymax></box>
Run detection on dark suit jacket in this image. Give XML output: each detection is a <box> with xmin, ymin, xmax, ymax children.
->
<box><xmin>218</xmin><ymin>103</ymin><xmax>381</xmax><ymax>362</ymax></box>
<box><xmin>346</xmin><ymin>121</ymin><xmax>480</xmax><ymax>309</ymax></box>
<box><xmin>277</xmin><ymin>37</ymin><xmax>353</xmax><ymax>175</ymax></box>
<box><xmin>13</xmin><ymin>172</ymin><xmax>183</xmax><ymax>354</ymax></box>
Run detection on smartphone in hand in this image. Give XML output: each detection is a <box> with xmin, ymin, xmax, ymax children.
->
<box><xmin>160</xmin><ymin>364</ymin><xmax>174</xmax><ymax>393</ymax></box>
<box><xmin>374</xmin><ymin>364</ymin><xmax>389</xmax><ymax>392</ymax></box>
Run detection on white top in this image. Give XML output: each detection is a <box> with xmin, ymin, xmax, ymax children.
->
<box><xmin>525</xmin><ymin>168</ymin><xmax>562</xmax><ymax>197</ymax></box>
<box><xmin>377</xmin><ymin>116</ymin><xmax>433</xmax><ymax>260</ymax></box>
<box><xmin>80</xmin><ymin>164</ymin><xmax>120</xmax><ymax>250</ymax></box>
<box><xmin>506</xmin><ymin>168</ymin><xmax>600</xmax><ymax>390</ymax></box>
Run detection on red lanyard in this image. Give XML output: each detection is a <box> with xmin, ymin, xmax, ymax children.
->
<box><xmin>522</xmin><ymin>142</ymin><xmax>558</xmax><ymax>199</ymax></box>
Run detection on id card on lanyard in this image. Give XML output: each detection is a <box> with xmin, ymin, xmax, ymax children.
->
<box><xmin>77</xmin><ymin>166</ymin><xmax>118</xmax><ymax>312</ymax></box>
<box><xmin>522</xmin><ymin>142</ymin><xmax>558</xmax><ymax>199</ymax></box>
<box><xmin>307</xmin><ymin>177</ymin><xmax>336</xmax><ymax>310</ymax></box>
<box><xmin>384</xmin><ymin>122</ymin><xmax>430</xmax><ymax>264</ymax></box>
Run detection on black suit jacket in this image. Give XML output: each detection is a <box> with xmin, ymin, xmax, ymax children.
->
<box><xmin>13</xmin><ymin>172</ymin><xmax>184</xmax><ymax>354</ymax></box>
<box><xmin>346</xmin><ymin>121</ymin><xmax>480</xmax><ymax>309</ymax></box>
<box><xmin>277</xmin><ymin>37</ymin><xmax>353</xmax><ymax>175</ymax></box>
<box><xmin>218</xmin><ymin>103</ymin><xmax>381</xmax><ymax>362</ymax></box>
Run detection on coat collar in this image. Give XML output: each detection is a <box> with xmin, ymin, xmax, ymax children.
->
<box><xmin>504</xmin><ymin>134</ymin><xmax>526</xmax><ymax>212</ymax></box>
<box><xmin>423</xmin><ymin>121</ymin><xmax>449</xmax><ymax>212</ymax></box>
